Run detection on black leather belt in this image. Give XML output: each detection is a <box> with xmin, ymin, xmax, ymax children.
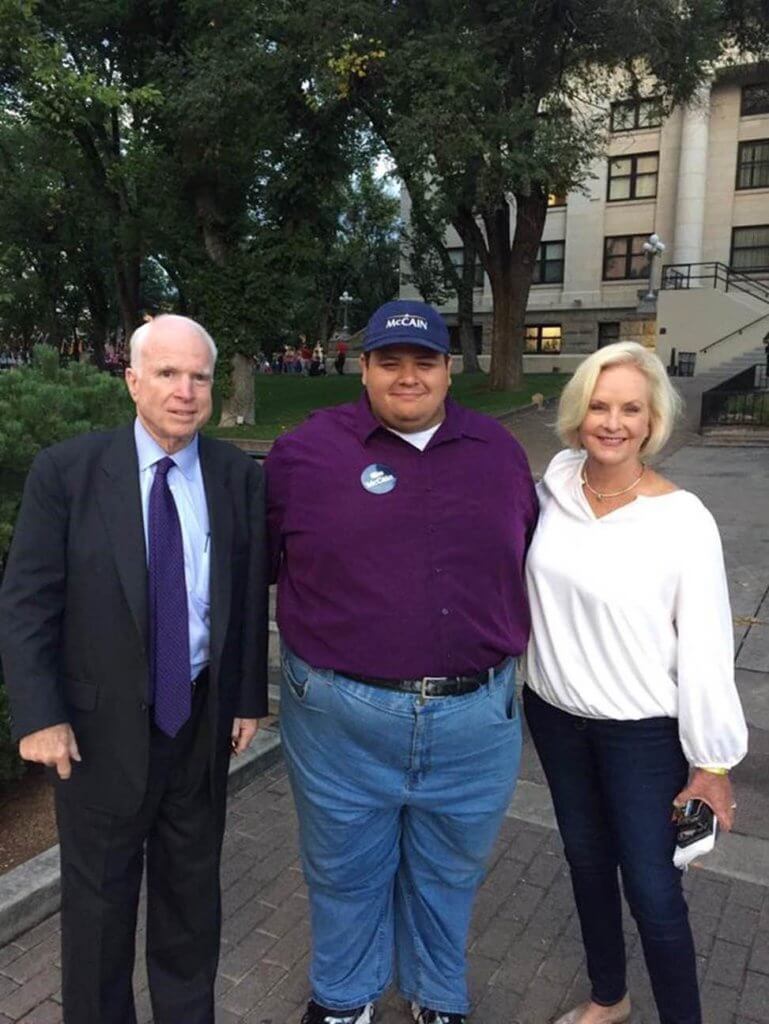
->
<box><xmin>342</xmin><ymin>668</ymin><xmax>496</xmax><ymax>703</ymax></box>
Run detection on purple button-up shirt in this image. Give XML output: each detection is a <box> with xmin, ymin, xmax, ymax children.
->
<box><xmin>265</xmin><ymin>393</ymin><xmax>538</xmax><ymax>678</ymax></box>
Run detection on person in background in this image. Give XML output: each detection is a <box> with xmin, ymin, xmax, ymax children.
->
<box><xmin>300</xmin><ymin>335</ymin><xmax>312</xmax><ymax>366</ymax></box>
<box><xmin>524</xmin><ymin>342</ymin><xmax>748</xmax><ymax>1024</ymax></box>
<box><xmin>334</xmin><ymin>336</ymin><xmax>348</xmax><ymax>374</ymax></box>
<box><xmin>266</xmin><ymin>299</ymin><xmax>537</xmax><ymax>1024</ymax></box>
<box><xmin>310</xmin><ymin>342</ymin><xmax>326</xmax><ymax>376</ymax></box>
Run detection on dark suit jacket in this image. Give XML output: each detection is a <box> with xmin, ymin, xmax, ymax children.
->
<box><xmin>0</xmin><ymin>424</ymin><xmax>268</xmax><ymax>815</ymax></box>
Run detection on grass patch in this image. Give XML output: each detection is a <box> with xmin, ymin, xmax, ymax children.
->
<box><xmin>209</xmin><ymin>371</ymin><xmax>569</xmax><ymax>441</ymax></box>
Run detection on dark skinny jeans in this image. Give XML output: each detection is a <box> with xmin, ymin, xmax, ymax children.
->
<box><xmin>524</xmin><ymin>686</ymin><xmax>700</xmax><ymax>1024</ymax></box>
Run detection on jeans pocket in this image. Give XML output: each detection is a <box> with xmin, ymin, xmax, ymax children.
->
<box><xmin>281</xmin><ymin>646</ymin><xmax>312</xmax><ymax>702</ymax></box>
<box><xmin>505</xmin><ymin>682</ymin><xmax>518</xmax><ymax>722</ymax></box>
<box><xmin>490</xmin><ymin>663</ymin><xmax>518</xmax><ymax>722</ymax></box>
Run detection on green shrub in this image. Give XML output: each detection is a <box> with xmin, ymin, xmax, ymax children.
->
<box><xmin>0</xmin><ymin>347</ymin><xmax>132</xmax><ymax>784</ymax></box>
<box><xmin>0</xmin><ymin>683</ymin><xmax>23</xmax><ymax>783</ymax></box>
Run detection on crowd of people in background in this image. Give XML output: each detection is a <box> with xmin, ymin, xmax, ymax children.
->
<box><xmin>0</xmin><ymin>347</ymin><xmax>31</xmax><ymax>371</ymax></box>
<box><xmin>255</xmin><ymin>336</ymin><xmax>350</xmax><ymax>377</ymax></box>
<box><xmin>3</xmin><ymin>330</ymin><xmax>354</xmax><ymax>379</ymax></box>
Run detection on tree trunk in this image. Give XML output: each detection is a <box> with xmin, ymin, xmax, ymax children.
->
<box><xmin>83</xmin><ymin>264</ymin><xmax>111</xmax><ymax>369</ymax></box>
<box><xmin>218</xmin><ymin>352</ymin><xmax>255</xmax><ymax>426</ymax></box>
<box><xmin>457</xmin><ymin>237</ymin><xmax>481</xmax><ymax>373</ymax></box>
<box><xmin>193</xmin><ymin>185</ymin><xmax>256</xmax><ymax>426</ymax></box>
<box><xmin>114</xmin><ymin>252</ymin><xmax>141</xmax><ymax>347</ymax></box>
<box><xmin>487</xmin><ymin>191</ymin><xmax>548</xmax><ymax>391</ymax></box>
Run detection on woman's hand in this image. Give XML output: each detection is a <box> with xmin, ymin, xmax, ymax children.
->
<box><xmin>674</xmin><ymin>769</ymin><xmax>736</xmax><ymax>831</ymax></box>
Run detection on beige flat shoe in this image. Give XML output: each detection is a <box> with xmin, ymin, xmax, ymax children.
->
<box><xmin>552</xmin><ymin>995</ymin><xmax>631</xmax><ymax>1024</ymax></box>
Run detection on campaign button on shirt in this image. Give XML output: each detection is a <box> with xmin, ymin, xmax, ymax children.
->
<box><xmin>361</xmin><ymin>464</ymin><xmax>397</xmax><ymax>495</ymax></box>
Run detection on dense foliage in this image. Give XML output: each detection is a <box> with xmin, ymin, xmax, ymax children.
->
<box><xmin>0</xmin><ymin>0</ymin><xmax>400</xmax><ymax>421</ymax></box>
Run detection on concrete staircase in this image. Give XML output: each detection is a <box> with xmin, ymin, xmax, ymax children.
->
<box><xmin>694</xmin><ymin>339</ymin><xmax>767</xmax><ymax>394</ymax></box>
<box><xmin>657</xmin><ymin>268</ymin><xmax>769</xmax><ymax>429</ymax></box>
<box><xmin>658</xmin><ymin>284</ymin><xmax>769</xmax><ymax>381</ymax></box>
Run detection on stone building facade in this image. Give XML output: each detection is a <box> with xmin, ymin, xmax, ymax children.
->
<box><xmin>398</xmin><ymin>64</ymin><xmax>769</xmax><ymax>372</ymax></box>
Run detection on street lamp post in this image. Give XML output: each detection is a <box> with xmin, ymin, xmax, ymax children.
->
<box><xmin>642</xmin><ymin>233</ymin><xmax>666</xmax><ymax>301</ymax></box>
<box><xmin>339</xmin><ymin>290</ymin><xmax>353</xmax><ymax>335</ymax></box>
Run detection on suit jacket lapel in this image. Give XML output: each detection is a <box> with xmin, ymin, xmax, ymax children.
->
<box><xmin>199</xmin><ymin>436</ymin><xmax>232</xmax><ymax>675</ymax></box>
<box><xmin>96</xmin><ymin>425</ymin><xmax>149</xmax><ymax>667</ymax></box>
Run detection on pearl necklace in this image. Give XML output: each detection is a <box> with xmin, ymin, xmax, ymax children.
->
<box><xmin>581</xmin><ymin>464</ymin><xmax>645</xmax><ymax>502</ymax></box>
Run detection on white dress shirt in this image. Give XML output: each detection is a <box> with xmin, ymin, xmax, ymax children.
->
<box><xmin>525</xmin><ymin>449</ymin><xmax>748</xmax><ymax>769</ymax></box>
<box><xmin>134</xmin><ymin>419</ymin><xmax>211</xmax><ymax>680</ymax></box>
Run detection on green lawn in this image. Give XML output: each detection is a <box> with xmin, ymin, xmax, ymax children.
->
<box><xmin>210</xmin><ymin>372</ymin><xmax>569</xmax><ymax>441</ymax></box>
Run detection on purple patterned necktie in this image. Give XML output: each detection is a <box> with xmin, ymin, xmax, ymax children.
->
<box><xmin>149</xmin><ymin>456</ymin><xmax>191</xmax><ymax>737</ymax></box>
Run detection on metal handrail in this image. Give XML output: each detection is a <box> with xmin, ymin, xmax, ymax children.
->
<box><xmin>701</xmin><ymin>310</ymin><xmax>769</xmax><ymax>355</ymax></box>
<box><xmin>661</xmin><ymin>262</ymin><xmax>769</xmax><ymax>305</ymax></box>
<box><xmin>701</xmin><ymin>386</ymin><xmax>769</xmax><ymax>429</ymax></box>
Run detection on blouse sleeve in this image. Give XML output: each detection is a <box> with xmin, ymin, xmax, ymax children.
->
<box><xmin>675</xmin><ymin>501</ymin><xmax>748</xmax><ymax>769</ymax></box>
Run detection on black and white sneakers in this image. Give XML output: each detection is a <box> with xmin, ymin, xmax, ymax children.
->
<box><xmin>299</xmin><ymin>997</ymin><xmax>465</xmax><ymax>1024</ymax></box>
<box><xmin>410</xmin><ymin>1001</ymin><xmax>466</xmax><ymax>1024</ymax></box>
<box><xmin>300</xmin><ymin>1000</ymin><xmax>376</xmax><ymax>1024</ymax></box>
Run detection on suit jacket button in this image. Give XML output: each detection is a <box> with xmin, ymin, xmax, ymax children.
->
<box><xmin>139</xmin><ymin>701</ymin><xmax>148</xmax><ymax>712</ymax></box>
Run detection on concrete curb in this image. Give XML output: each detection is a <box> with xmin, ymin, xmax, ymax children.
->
<box><xmin>0</xmin><ymin>726</ymin><xmax>282</xmax><ymax>947</ymax></box>
<box><xmin>506</xmin><ymin>778</ymin><xmax>769</xmax><ymax>888</ymax></box>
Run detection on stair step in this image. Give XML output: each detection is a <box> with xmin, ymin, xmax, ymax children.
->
<box><xmin>701</xmin><ymin>426</ymin><xmax>769</xmax><ymax>446</ymax></box>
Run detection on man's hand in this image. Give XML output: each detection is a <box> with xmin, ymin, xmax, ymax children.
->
<box><xmin>674</xmin><ymin>768</ymin><xmax>736</xmax><ymax>832</ymax></box>
<box><xmin>19</xmin><ymin>724</ymin><xmax>81</xmax><ymax>780</ymax></box>
<box><xmin>231</xmin><ymin>717</ymin><xmax>259</xmax><ymax>756</ymax></box>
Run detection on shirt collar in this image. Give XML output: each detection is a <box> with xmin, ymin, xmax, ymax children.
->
<box><xmin>352</xmin><ymin>392</ymin><xmax>487</xmax><ymax>447</ymax></box>
<box><xmin>133</xmin><ymin>418</ymin><xmax>199</xmax><ymax>480</ymax></box>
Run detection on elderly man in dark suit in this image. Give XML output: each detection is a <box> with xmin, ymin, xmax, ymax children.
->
<box><xmin>0</xmin><ymin>314</ymin><xmax>269</xmax><ymax>1024</ymax></box>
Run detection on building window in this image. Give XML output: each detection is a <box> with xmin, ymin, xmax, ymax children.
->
<box><xmin>603</xmin><ymin>234</ymin><xmax>651</xmax><ymax>280</ymax></box>
<box><xmin>737</xmin><ymin>140</ymin><xmax>769</xmax><ymax>190</ymax></box>
<box><xmin>448</xmin><ymin>247</ymin><xmax>484</xmax><ymax>289</ymax></box>
<box><xmin>533</xmin><ymin>241</ymin><xmax>565</xmax><ymax>284</ymax></box>
<box><xmin>610</xmin><ymin>98</ymin><xmax>663</xmax><ymax>133</ymax></box>
<box><xmin>547</xmin><ymin>191</ymin><xmax>567</xmax><ymax>207</ymax></box>
<box><xmin>608</xmin><ymin>152</ymin><xmax>659</xmax><ymax>201</ymax></box>
<box><xmin>741</xmin><ymin>83</ymin><xmax>769</xmax><ymax>117</ymax></box>
<box><xmin>598</xmin><ymin>322</ymin><xmax>621</xmax><ymax>348</ymax></box>
<box><xmin>731</xmin><ymin>225</ymin><xmax>769</xmax><ymax>272</ymax></box>
<box><xmin>525</xmin><ymin>324</ymin><xmax>562</xmax><ymax>354</ymax></box>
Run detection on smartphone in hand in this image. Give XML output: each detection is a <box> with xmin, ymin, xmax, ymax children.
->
<box><xmin>673</xmin><ymin>800</ymin><xmax>717</xmax><ymax>869</ymax></box>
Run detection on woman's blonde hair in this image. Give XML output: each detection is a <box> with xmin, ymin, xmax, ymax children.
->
<box><xmin>556</xmin><ymin>341</ymin><xmax>682</xmax><ymax>457</ymax></box>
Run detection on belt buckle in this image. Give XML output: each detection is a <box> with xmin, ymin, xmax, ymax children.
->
<box><xmin>419</xmin><ymin>676</ymin><xmax>446</xmax><ymax>704</ymax></box>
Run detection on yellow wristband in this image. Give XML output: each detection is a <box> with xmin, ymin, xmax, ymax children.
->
<box><xmin>698</xmin><ymin>766</ymin><xmax>729</xmax><ymax>776</ymax></box>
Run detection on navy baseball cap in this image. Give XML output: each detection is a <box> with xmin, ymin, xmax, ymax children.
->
<box><xmin>363</xmin><ymin>300</ymin><xmax>450</xmax><ymax>355</ymax></box>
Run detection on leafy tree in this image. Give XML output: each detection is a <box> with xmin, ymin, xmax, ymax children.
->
<box><xmin>0</xmin><ymin>117</ymin><xmax>119</xmax><ymax>362</ymax></box>
<box><xmin>0</xmin><ymin>1</ymin><xmax>371</xmax><ymax>421</ymax></box>
<box><xmin>129</xmin><ymin>0</ymin><xmax>369</xmax><ymax>422</ymax></box>
<box><xmin>306</xmin><ymin>0</ymin><xmax>756</xmax><ymax>389</ymax></box>
<box><xmin>0</xmin><ymin>1</ymin><xmax>165</xmax><ymax>342</ymax></box>
<box><xmin>303</xmin><ymin>165</ymin><xmax>400</xmax><ymax>343</ymax></box>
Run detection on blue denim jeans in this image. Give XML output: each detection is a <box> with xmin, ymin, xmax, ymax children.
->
<box><xmin>523</xmin><ymin>686</ymin><xmax>700</xmax><ymax>1024</ymax></box>
<box><xmin>280</xmin><ymin>646</ymin><xmax>522</xmax><ymax>1014</ymax></box>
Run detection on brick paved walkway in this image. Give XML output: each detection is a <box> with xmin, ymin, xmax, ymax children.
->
<box><xmin>1</xmin><ymin>758</ymin><xmax>769</xmax><ymax>1023</ymax></box>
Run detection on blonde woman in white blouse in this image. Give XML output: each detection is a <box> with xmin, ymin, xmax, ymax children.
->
<box><xmin>524</xmin><ymin>342</ymin><xmax>747</xmax><ymax>1024</ymax></box>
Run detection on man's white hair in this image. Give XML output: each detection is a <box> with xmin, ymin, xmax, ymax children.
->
<box><xmin>129</xmin><ymin>315</ymin><xmax>218</xmax><ymax>371</ymax></box>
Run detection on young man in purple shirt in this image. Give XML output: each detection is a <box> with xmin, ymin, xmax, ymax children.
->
<box><xmin>265</xmin><ymin>300</ymin><xmax>537</xmax><ymax>1024</ymax></box>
